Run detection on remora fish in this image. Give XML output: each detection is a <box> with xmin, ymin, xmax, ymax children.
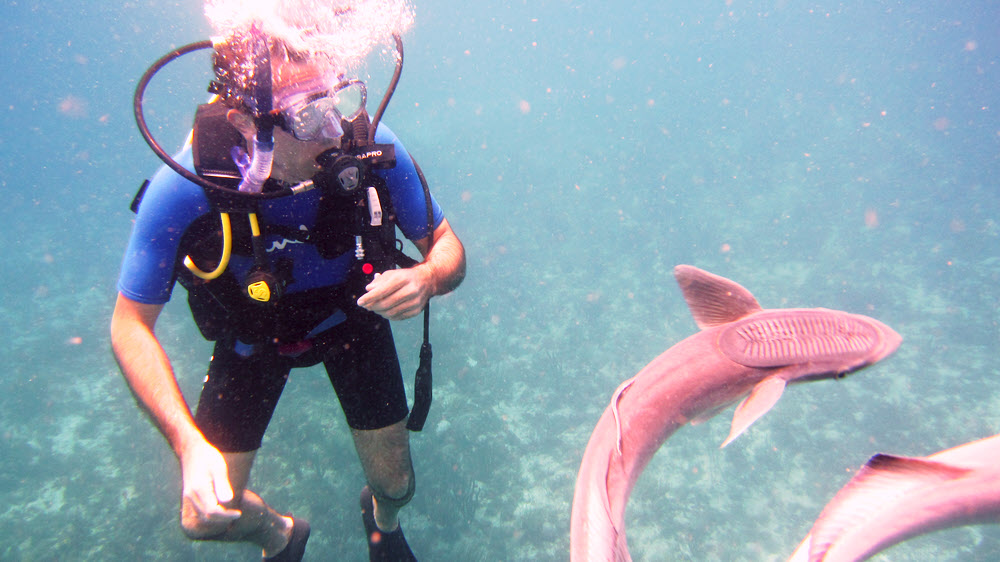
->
<box><xmin>788</xmin><ymin>433</ymin><xmax>1000</xmax><ymax>562</ymax></box>
<box><xmin>570</xmin><ymin>265</ymin><xmax>902</xmax><ymax>562</ymax></box>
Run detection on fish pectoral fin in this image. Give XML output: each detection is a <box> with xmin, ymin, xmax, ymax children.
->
<box><xmin>720</xmin><ymin>376</ymin><xmax>786</xmax><ymax>448</ymax></box>
<box><xmin>612</xmin><ymin>378</ymin><xmax>637</xmax><ymax>456</ymax></box>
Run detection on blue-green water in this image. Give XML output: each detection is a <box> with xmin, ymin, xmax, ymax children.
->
<box><xmin>3</xmin><ymin>1</ymin><xmax>999</xmax><ymax>560</ymax></box>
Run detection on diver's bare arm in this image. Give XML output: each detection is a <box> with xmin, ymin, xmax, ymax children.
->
<box><xmin>110</xmin><ymin>293</ymin><xmax>204</xmax><ymax>457</ymax></box>
<box><xmin>412</xmin><ymin>218</ymin><xmax>466</xmax><ymax>296</ymax></box>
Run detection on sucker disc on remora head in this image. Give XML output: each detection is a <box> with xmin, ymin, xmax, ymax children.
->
<box><xmin>719</xmin><ymin>310</ymin><xmax>881</xmax><ymax>367</ymax></box>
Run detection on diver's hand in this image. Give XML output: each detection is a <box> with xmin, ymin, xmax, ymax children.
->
<box><xmin>357</xmin><ymin>268</ymin><xmax>433</xmax><ymax>321</ymax></box>
<box><xmin>180</xmin><ymin>439</ymin><xmax>241</xmax><ymax>527</ymax></box>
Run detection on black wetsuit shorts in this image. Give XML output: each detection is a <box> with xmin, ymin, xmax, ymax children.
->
<box><xmin>193</xmin><ymin>316</ymin><xmax>409</xmax><ymax>453</ymax></box>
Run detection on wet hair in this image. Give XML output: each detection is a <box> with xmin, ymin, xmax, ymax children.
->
<box><xmin>210</xmin><ymin>33</ymin><xmax>310</xmax><ymax>113</ymax></box>
<box><xmin>205</xmin><ymin>0</ymin><xmax>413</xmax><ymax>76</ymax></box>
<box><xmin>206</xmin><ymin>1</ymin><xmax>414</xmax><ymax>115</ymax></box>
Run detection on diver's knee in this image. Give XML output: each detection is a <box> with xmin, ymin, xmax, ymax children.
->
<box><xmin>179</xmin><ymin>501</ymin><xmax>236</xmax><ymax>541</ymax></box>
<box><xmin>370</xmin><ymin>472</ymin><xmax>415</xmax><ymax>509</ymax></box>
<box><xmin>180</xmin><ymin>515</ymin><xmax>232</xmax><ymax>541</ymax></box>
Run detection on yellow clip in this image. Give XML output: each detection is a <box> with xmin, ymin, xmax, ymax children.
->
<box><xmin>247</xmin><ymin>280</ymin><xmax>271</xmax><ymax>302</ymax></box>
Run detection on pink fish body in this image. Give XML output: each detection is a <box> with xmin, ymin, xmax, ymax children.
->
<box><xmin>789</xmin><ymin>433</ymin><xmax>1000</xmax><ymax>562</ymax></box>
<box><xmin>570</xmin><ymin>265</ymin><xmax>902</xmax><ymax>562</ymax></box>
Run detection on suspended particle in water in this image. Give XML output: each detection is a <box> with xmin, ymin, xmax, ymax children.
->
<box><xmin>57</xmin><ymin>95</ymin><xmax>88</xmax><ymax>118</ymax></box>
<box><xmin>864</xmin><ymin>208</ymin><xmax>879</xmax><ymax>228</ymax></box>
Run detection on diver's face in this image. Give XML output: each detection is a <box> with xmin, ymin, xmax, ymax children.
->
<box><xmin>267</xmin><ymin>63</ymin><xmax>343</xmax><ymax>183</ymax></box>
<box><xmin>268</xmin><ymin>124</ymin><xmax>337</xmax><ymax>183</ymax></box>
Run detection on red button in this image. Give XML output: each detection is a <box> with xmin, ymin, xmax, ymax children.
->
<box><xmin>362</xmin><ymin>263</ymin><xmax>374</xmax><ymax>275</ymax></box>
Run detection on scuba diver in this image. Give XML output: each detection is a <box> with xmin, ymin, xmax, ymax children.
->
<box><xmin>110</xmin><ymin>14</ymin><xmax>465</xmax><ymax>562</ymax></box>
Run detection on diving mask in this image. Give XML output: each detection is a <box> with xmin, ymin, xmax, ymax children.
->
<box><xmin>276</xmin><ymin>80</ymin><xmax>367</xmax><ymax>142</ymax></box>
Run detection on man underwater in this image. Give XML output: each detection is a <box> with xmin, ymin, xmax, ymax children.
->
<box><xmin>112</xmin><ymin>5</ymin><xmax>465</xmax><ymax>560</ymax></box>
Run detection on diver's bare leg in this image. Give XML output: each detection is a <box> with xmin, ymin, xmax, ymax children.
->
<box><xmin>179</xmin><ymin>451</ymin><xmax>293</xmax><ymax>557</ymax></box>
<box><xmin>351</xmin><ymin>418</ymin><xmax>414</xmax><ymax>530</ymax></box>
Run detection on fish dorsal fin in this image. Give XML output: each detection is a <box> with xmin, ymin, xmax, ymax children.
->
<box><xmin>673</xmin><ymin>265</ymin><xmax>763</xmax><ymax>329</ymax></box>
<box><xmin>808</xmin><ymin>454</ymin><xmax>970</xmax><ymax>562</ymax></box>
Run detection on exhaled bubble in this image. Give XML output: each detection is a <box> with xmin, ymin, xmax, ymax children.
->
<box><xmin>204</xmin><ymin>0</ymin><xmax>414</xmax><ymax>76</ymax></box>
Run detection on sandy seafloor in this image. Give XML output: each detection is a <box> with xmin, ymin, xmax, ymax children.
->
<box><xmin>2</xmin><ymin>0</ymin><xmax>1000</xmax><ymax>560</ymax></box>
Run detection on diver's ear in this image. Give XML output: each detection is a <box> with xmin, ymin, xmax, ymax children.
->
<box><xmin>226</xmin><ymin>109</ymin><xmax>256</xmax><ymax>140</ymax></box>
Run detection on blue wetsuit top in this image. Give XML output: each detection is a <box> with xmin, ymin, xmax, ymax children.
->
<box><xmin>118</xmin><ymin>124</ymin><xmax>444</xmax><ymax>306</ymax></box>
